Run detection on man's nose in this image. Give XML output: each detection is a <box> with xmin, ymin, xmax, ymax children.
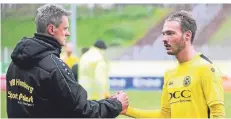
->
<box><xmin>162</xmin><ymin>35</ymin><xmax>168</xmax><ymax>42</ymax></box>
<box><xmin>66</xmin><ymin>31</ymin><xmax>70</xmax><ymax>36</ymax></box>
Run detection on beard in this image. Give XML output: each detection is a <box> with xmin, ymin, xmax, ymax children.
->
<box><xmin>167</xmin><ymin>36</ymin><xmax>186</xmax><ymax>55</ymax></box>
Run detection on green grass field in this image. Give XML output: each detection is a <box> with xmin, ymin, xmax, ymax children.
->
<box><xmin>1</xmin><ymin>91</ymin><xmax>231</xmax><ymax>118</ymax></box>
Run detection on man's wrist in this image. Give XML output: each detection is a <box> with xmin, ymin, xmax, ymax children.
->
<box><xmin>124</xmin><ymin>106</ymin><xmax>132</xmax><ymax>115</ymax></box>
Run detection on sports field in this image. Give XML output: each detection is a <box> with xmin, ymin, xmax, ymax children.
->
<box><xmin>1</xmin><ymin>90</ymin><xmax>231</xmax><ymax>118</ymax></box>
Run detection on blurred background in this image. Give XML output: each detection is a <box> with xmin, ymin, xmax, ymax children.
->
<box><xmin>1</xmin><ymin>3</ymin><xmax>231</xmax><ymax>118</ymax></box>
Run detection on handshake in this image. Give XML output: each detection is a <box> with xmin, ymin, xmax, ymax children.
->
<box><xmin>109</xmin><ymin>91</ymin><xmax>129</xmax><ymax>114</ymax></box>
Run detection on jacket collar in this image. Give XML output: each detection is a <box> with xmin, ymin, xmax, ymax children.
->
<box><xmin>34</xmin><ymin>33</ymin><xmax>62</xmax><ymax>52</ymax></box>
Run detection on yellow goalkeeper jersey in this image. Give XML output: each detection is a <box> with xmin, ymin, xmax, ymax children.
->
<box><xmin>79</xmin><ymin>46</ymin><xmax>110</xmax><ymax>100</ymax></box>
<box><xmin>126</xmin><ymin>53</ymin><xmax>225</xmax><ymax>118</ymax></box>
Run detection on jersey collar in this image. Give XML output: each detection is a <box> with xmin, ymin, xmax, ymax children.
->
<box><xmin>178</xmin><ymin>52</ymin><xmax>202</xmax><ymax>67</ymax></box>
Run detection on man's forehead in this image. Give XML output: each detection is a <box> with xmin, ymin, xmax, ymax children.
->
<box><xmin>60</xmin><ymin>20</ymin><xmax>69</xmax><ymax>28</ymax></box>
<box><xmin>61</xmin><ymin>16</ymin><xmax>69</xmax><ymax>23</ymax></box>
<box><xmin>162</xmin><ymin>20</ymin><xmax>181</xmax><ymax>32</ymax></box>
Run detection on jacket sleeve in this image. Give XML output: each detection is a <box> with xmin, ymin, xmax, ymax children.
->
<box><xmin>48</xmin><ymin>58</ymin><xmax>122</xmax><ymax>118</ymax></box>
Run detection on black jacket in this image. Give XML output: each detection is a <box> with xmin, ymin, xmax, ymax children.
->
<box><xmin>6</xmin><ymin>33</ymin><xmax>122</xmax><ymax>118</ymax></box>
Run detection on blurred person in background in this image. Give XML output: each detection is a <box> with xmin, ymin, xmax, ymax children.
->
<box><xmin>6</xmin><ymin>4</ymin><xmax>128</xmax><ymax>118</ymax></box>
<box><xmin>71</xmin><ymin>47</ymin><xmax>89</xmax><ymax>82</ymax></box>
<box><xmin>61</xmin><ymin>42</ymin><xmax>79</xmax><ymax>68</ymax></box>
<box><xmin>122</xmin><ymin>10</ymin><xmax>225</xmax><ymax>118</ymax></box>
<box><xmin>79</xmin><ymin>40</ymin><xmax>110</xmax><ymax>100</ymax></box>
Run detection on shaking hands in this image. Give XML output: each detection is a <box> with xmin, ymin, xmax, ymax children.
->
<box><xmin>110</xmin><ymin>91</ymin><xmax>129</xmax><ymax>114</ymax></box>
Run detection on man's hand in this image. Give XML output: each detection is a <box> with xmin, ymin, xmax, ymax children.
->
<box><xmin>110</xmin><ymin>91</ymin><xmax>129</xmax><ymax>114</ymax></box>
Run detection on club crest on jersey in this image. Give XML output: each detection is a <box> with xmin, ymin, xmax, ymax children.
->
<box><xmin>183</xmin><ymin>76</ymin><xmax>191</xmax><ymax>87</ymax></box>
<box><xmin>211</xmin><ymin>68</ymin><xmax>215</xmax><ymax>72</ymax></box>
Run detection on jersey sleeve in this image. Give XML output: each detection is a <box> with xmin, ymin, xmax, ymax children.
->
<box><xmin>201</xmin><ymin>65</ymin><xmax>224</xmax><ymax>106</ymax></box>
<box><xmin>210</xmin><ymin>104</ymin><xmax>226</xmax><ymax>118</ymax></box>
<box><xmin>125</xmin><ymin>72</ymin><xmax>171</xmax><ymax>118</ymax></box>
<box><xmin>125</xmin><ymin>106</ymin><xmax>162</xmax><ymax>118</ymax></box>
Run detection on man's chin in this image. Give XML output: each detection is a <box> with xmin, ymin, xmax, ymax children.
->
<box><xmin>166</xmin><ymin>51</ymin><xmax>175</xmax><ymax>55</ymax></box>
<box><xmin>60</xmin><ymin>41</ymin><xmax>66</xmax><ymax>46</ymax></box>
<box><xmin>62</xmin><ymin>42</ymin><xmax>66</xmax><ymax>46</ymax></box>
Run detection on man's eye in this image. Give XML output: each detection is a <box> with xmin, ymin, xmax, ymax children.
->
<box><xmin>166</xmin><ymin>32</ymin><xmax>174</xmax><ymax>35</ymax></box>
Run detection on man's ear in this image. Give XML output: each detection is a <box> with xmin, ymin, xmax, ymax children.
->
<box><xmin>184</xmin><ymin>30</ymin><xmax>192</xmax><ymax>42</ymax></box>
<box><xmin>47</xmin><ymin>24</ymin><xmax>55</xmax><ymax>36</ymax></box>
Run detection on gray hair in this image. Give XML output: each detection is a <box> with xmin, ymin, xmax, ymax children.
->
<box><xmin>166</xmin><ymin>10</ymin><xmax>197</xmax><ymax>43</ymax></box>
<box><xmin>35</xmin><ymin>4</ymin><xmax>71</xmax><ymax>33</ymax></box>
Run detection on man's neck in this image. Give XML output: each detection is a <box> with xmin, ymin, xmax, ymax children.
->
<box><xmin>176</xmin><ymin>45</ymin><xmax>197</xmax><ymax>64</ymax></box>
<box><xmin>67</xmin><ymin>52</ymin><xmax>72</xmax><ymax>57</ymax></box>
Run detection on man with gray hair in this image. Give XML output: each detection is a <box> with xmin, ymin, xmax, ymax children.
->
<box><xmin>6</xmin><ymin>4</ymin><xmax>128</xmax><ymax>118</ymax></box>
